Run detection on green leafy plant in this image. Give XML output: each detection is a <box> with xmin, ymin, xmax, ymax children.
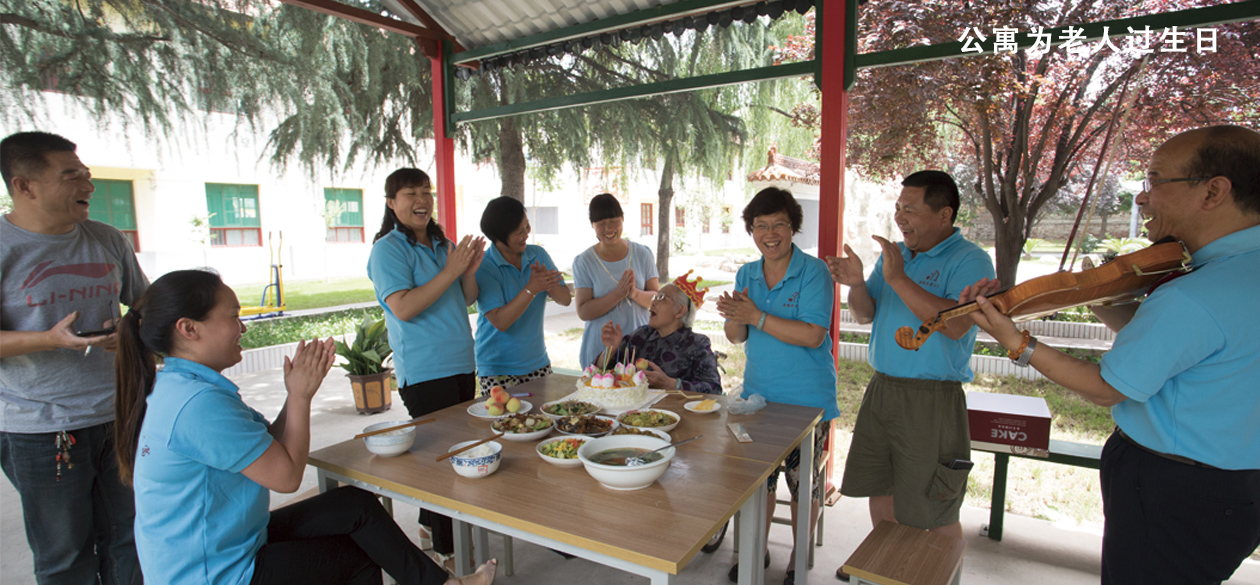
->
<box><xmin>1099</xmin><ymin>237</ymin><xmax>1146</xmax><ymax>255</ymax></box>
<box><xmin>1022</xmin><ymin>237</ymin><xmax>1047</xmax><ymax>259</ymax></box>
<box><xmin>333</xmin><ymin>316</ymin><xmax>393</xmax><ymax>376</ymax></box>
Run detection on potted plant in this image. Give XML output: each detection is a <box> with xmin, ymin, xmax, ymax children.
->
<box><xmin>334</xmin><ymin>316</ymin><xmax>394</xmax><ymax>414</ymax></box>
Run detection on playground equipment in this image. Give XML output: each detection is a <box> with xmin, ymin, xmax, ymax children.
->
<box><xmin>239</xmin><ymin>231</ymin><xmax>286</xmax><ymax>320</ymax></box>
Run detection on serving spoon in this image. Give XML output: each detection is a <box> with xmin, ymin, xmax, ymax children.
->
<box><xmin>626</xmin><ymin>434</ymin><xmax>702</xmax><ymax>466</ymax></box>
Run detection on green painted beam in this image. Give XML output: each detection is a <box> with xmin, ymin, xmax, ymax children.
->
<box><xmin>451</xmin><ymin>60</ymin><xmax>816</xmax><ymax>124</ymax></box>
<box><xmin>452</xmin><ymin>0</ymin><xmax>774</xmax><ymax>64</ymax></box>
<box><xmin>857</xmin><ymin>0</ymin><xmax>1260</xmax><ymax>69</ymax></box>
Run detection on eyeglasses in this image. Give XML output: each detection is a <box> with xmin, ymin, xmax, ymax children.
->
<box><xmin>652</xmin><ymin>292</ymin><xmax>671</xmax><ymax>303</ymax></box>
<box><xmin>1141</xmin><ymin>177</ymin><xmax>1211</xmax><ymax>192</ymax></box>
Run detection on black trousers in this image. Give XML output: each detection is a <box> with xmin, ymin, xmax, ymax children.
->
<box><xmin>250</xmin><ymin>486</ymin><xmax>446</xmax><ymax>585</ymax></box>
<box><xmin>399</xmin><ymin>372</ymin><xmax>477</xmax><ymax>556</ymax></box>
<box><xmin>1101</xmin><ymin>431</ymin><xmax>1260</xmax><ymax>585</ymax></box>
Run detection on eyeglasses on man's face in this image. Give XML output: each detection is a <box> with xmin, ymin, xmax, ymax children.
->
<box><xmin>1141</xmin><ymin>177</ymin><xmax>1211</xmax><ymax>192</ymax></box>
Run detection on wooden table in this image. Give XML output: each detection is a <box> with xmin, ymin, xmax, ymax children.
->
<box><xmin>308</xmin><ymin>374</ymin><xmax>823</xmax><ymax>585</ymax></box>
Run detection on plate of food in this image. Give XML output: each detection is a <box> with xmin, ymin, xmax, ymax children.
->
<box><xmin>554</xmin><ymin>414</ymin><xmax>617</xmax><ymax>437</ymax></box>
<box><xmin>536</xmin><ymin>436</ymin><xmax>588</xmax><ymax>468</ymax></box>
<box><xmin>684</xmin><ymin>399</ymin><xmax>722</xmax><ymax>414</ymax></box>
<box><xmin>467</xmin><ymin>399</ymin><xmax>532</xmax><ymax>419</ymax></box>
<box><xmin>616</xmin><ymin>408</ymin><xmax>680</xmax><ymax>433</ymax></box>
<box><xmin>611</xmin><ymin>426</ymin><xmax>670</xmax><ymax>441</ymax></box>
<box><xmin>540</xmin><ymin>399</ymin><xmax>601</xmax><ymax>418</ymax></box>
<box><xmin>490</xmin><ymin>413</ymin><xmax>553</xmax><ymax>442</ymax></box>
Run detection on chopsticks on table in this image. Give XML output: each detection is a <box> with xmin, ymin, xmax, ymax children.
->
<box><xmin>353</xmin><ymin>418</ymin><xmax>436</xmax><ymax>440</ymax></box>
<box><xmin>436</xmin><ymin>434</ymin><xmax>504</xmax><ymax>462</ymax></box>
<box><xmin>668</xmin><ymin>390</ymin><xmax>705</xmax><ymax>400</ymax></box>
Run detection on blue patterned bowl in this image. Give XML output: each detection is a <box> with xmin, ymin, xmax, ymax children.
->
<box><xmin>447</xmin><ymin>440</ymin><xmax>503</xmax><ymax>479</ymax></box>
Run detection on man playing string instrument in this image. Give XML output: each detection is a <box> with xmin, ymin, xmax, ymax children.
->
<box><xmin>960</xmin><ymin>125</ymin><xmax>1260</xmax><ymax>584</ymax></box>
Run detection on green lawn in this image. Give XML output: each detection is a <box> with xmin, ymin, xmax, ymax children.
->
<box><xmin>232</xmin><ymin>277</ymin><xmax>377</xmax><ymax>312</ymax></box>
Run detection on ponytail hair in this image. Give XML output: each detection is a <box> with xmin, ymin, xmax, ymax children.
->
<box><xmin>114</xmin><ymin>269</ymin><xmax>223</xmax><ymax>484</ymax></box>
<box><xmin>373</xmin><ymin>167</ymin><xmax>447</xmax><ymax>246</ymax></box>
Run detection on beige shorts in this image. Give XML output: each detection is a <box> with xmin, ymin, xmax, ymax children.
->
<box><xmin>840</xmin><ymin>372</ymin><xmax>971</xmax><ymax>529</ymax></box>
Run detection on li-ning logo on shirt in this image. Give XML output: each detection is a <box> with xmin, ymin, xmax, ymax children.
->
<box><xmin>140</xmin><ymin>445</ymin><xmax>150</xmax><ymax>457</ymax></box>
<box><xmin>918</xmin><ymin>270</ymin><xmax>941</xmax><ymax>289</ymax></box>
<box><xmin>21</xmin><ymin>261</ymin><xmax>119</xmax><ymax>307</ymax></box>
<box><xmin>782</xmin><ymin>291</ymin><xmax>799</xmax><ymax>309</ymax></box>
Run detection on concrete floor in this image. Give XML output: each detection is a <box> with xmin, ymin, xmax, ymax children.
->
<box><xmin>4</xmin><ymin>294</ymin><xmax>1259</xmax><ymax>584</ymax></box>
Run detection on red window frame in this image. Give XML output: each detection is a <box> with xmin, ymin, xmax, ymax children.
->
<box><xmin>640</xmin><ymin>203</ymin><xmax>653</xmax><ymax>236</ymax></box>
<box><xmin>675</xmin><ymin>207</ymin><xmax>685</xmax><ymax>228</ymax></box>
<box><xmin>326</xmin><ymin>226</ymin><xmax>365</xmax><ymax>243</ymax></box>
<box><xmin>210</xmin><ymin>227</ymin><xmax>263</xmax><ymax>248</ymax></box>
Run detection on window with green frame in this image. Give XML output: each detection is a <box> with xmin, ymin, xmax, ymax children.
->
<box><xmin>324</xmin><ymin>188</ymin><xmax>364</xmax><ymax>243</ymax></box>
<box><xmin>89</xmin><ymin>179</ymin><xmax>140</xmax><ymax>251</ymax></box>
<box><xmin>204</xmin><ymin>183</ymin><xmax>262</xmax><ymax>247</ymax></box>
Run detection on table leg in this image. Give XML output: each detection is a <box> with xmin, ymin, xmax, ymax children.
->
<box><xmin>474</xmin><ymin>526</ymin><xmax>490</xmax><ymax>565</ymax></box>
<box><xmin>453</xmin><ymin>520</ymin><xmax>473</xmax><ymax>576</ymax></box>
<box><xmin>794</xmin><ymin>426</ymin><xmax>814</xmax><ymax>584</ymax></box>
<box><xmin>983</xmin><ymin>453</ymin><xmax>1009</xmax><ymax>542</ymax></box>
<box><xmin>737</xmin><ymin>483</ymin><xmax>768</xmax><ymax>585</ymax></box>
<box><xmin>317</xmin><ymin>469</ymin><xmax>338</xmax><ymax>493</ymax></box>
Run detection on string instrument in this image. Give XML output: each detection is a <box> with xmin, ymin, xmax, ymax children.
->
<box><xmin>895</xmin><ymin>240</ymin><xmax>1191</xmax><ymax>351</ymax></box>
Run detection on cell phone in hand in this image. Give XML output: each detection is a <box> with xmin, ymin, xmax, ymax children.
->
<box><xmin>947</xmin><ymin>458</ymin><xmax>974</xmax><ymax>471</ymax></box>
<box><xmin>76</xmin><ymin>327</ymin><xmax>117</xmax><ymax>338</ymax></box>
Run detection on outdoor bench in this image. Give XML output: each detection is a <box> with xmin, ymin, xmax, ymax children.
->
<box><xmin>970</xmin><ymin>439</ymin><xmax>1103</xmax><ymax>541</ymax></box>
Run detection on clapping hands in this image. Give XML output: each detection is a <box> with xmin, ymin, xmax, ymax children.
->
<box><xmin>715</xmin><ymin>287</ymin><xmax>759</xmax><ymax>326</ymax></box>
<box><xmin>447</xmin><ymin>234</ymin><xmax>486</xmax><ymax>278</ymax></box>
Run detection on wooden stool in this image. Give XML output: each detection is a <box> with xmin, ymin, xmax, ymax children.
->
<box><xmin>842</xmin><ymin>521</ymin><xmax>966</xmax><ymax>585</ymax></box>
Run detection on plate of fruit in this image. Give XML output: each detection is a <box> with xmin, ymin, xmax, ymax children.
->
<box><xmin>490</xmin><ymin>413</ymin><xmax>553</xmax><ymax>442</ymax></box>
<box><xmin>468</xmin><ymin>385</ymin><xmax>531</xmax><ymax>419</ymax></box>
<box><xmin>541</xmin><ymin>399</ymin><xmax>601</xmax><ymax>418</ymax></box>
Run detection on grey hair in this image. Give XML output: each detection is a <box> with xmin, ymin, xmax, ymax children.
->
<box><xmin>664</xmin><ymin>285</ymin><xmax>697</xmax><ymax>329</ymax></box>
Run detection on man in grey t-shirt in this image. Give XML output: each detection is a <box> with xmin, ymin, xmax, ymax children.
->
<box><xmin>1</xmin><ymin>131</ymin><xmax>147</xmax><ymax>585</ymax></box>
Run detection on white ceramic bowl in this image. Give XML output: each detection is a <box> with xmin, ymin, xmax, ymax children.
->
<box><xmin>616</xmin><ymin>408</ymin><xmax>680</xmax><ymax>433</ymax></box>
<box><xmin>684</xmin><ymin>400</ymin><xmax>722</xmax><ymax>415</ymax></box>
<box><xmin>361</xmin><ymin>421</ymin><xmax>417</xmax><ymax>457</ymax></box>
<box><xmin>555</xmin><ymin>414</ymin><xmax>618</xmax><ymax>437</ymax></box>
<box><xmin>540</xmin><ymin>399</ymin><xmax>601</xmax><ymax>418</ymax></box>
<box><xmin>578</xmin><ymin>434</ymin><xmax>674</xmax><ymax>491</ymax></box>
<box><xmin>448</xmin><ymin>440</ymin><xmax>503</xmax><ymax>479</ymax></box>
<box><xmin>490</xmin><ymin>415</ymin><xmax>554</xmax><ymax>442</ymax></box>
<box><xmin>535</xmin><ymin>436</ymin><xmax>589</xmax><ymax>468</ymax></box>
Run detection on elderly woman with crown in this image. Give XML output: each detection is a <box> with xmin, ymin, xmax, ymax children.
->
<box><xmin>593</xmin><ymin>270</ymin><xmax>722</xmax><ymax>395</ymax></box>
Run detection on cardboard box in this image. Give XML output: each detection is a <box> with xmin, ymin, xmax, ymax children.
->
<box><xmin>966</xmin><ymin>392</ymin><xmax>1051</xmax><ymax>457</ymax></box>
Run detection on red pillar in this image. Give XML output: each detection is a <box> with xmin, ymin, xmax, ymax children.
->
<box><xmin>430</xmin><ymin>44</ymin><xmax>458</xmax><ymax>237</ymax></box>
<box><xmin>818</xmin><ymin>0</ymin><xmax>850</xmax><ymax>359</ymax></box>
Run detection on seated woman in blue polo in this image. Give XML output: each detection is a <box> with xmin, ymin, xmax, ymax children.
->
<box><xmin>595</xmin><ymin>271</ymin><xmax>722</xmax><ymax>395</ymax></box>
<box><xmin>113</xmin><ymin>269</ymin><xmax>497</xmax><ymax>585</ymax></box>
<box><xmin>474</xmin><ymin>196</ymin><xmax>572</xmax><ymax>391</ymax></box>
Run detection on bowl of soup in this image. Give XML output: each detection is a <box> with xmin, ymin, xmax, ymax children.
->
<box><xmin>577</xmin><ymin>435</ymin><xmax>673</xmax><ymax>491</ymax></box>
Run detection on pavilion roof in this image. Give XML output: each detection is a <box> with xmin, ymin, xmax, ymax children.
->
<box><xmin>746</xmin><ymin>145</ymin><xmax>819</xmax><ymax>186</ymax></box>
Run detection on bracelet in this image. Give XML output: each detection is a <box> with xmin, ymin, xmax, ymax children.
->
<box><xmin>523</xmin><ymin>287</ymin><xmax>536</xmax><ymax>297</ymax></box>
<box><xmin>755</xmin><ymin>311</ymin><xmax>768</xmax><ymax>330</ymax></box>
<box><xmin>674</xmin><ymin>378</ymin><xmax>682</xmax><ymax>390</ymax></box>
<box><xmin>1008</xmin><ymin>330</ymin><xmax>1032</xmax><ymax>365</ymax></box>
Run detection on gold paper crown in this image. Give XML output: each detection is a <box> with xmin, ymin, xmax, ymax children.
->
<box><xmin>672</xmin><ymin>270</ymin><xmax>709</xmax><ymax>308</ymax></box>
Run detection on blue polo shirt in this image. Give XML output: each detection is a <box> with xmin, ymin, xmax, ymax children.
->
<box><xmin>133</xmin><ymin>357</ymin><xmax>273</xmax><ymax>585</ymax></box>
<box><xmin>367</xmin><ymin>228</ymin><xmax>475</xmax><ymax>387</ymax></box>
<box><xmin>474</xmin><ymin>244</ymin><xmax>559</xmax><ymax>376</ymax></box>
<box><xmin>1102</xmin><ymin>224</ymin><xmax>1260</xmax><ymax>470</ymax></box>
<box><xmin>866</xmin><ymin>228</ymin><xmax>994</xmax><ymax>382</ymax></box>
<box><xmin>736</xmin><ymin>244</ymin><xmax>840</xmax><ymax>421</ymax></box>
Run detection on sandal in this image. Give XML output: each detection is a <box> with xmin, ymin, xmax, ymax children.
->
<box><xmin>418</xmin><ymin>525</ymin><xmax>433</xmax><ymax>550</ymax></box>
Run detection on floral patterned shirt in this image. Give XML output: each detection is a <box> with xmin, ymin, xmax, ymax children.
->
<box><xmin>604</xmin><ymin>325</ymin><xmax>722</xmax><ymax>395</ymax></box>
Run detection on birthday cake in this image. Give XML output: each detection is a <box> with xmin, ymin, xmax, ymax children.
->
<box><xmin>572</xmin><ymin>361</ymin><xmax>650</xmax><ymax>409</ymax></box>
